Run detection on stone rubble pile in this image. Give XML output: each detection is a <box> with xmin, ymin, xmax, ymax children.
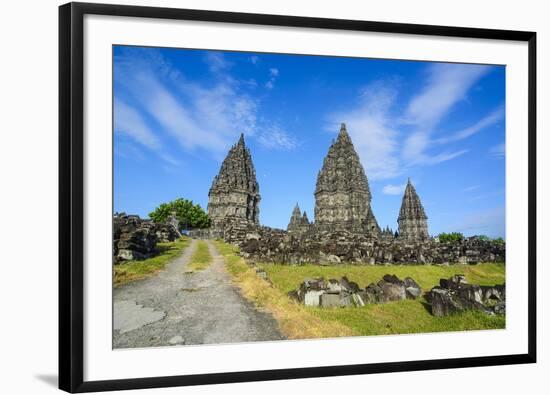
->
<box><xmin>427</xmin><ymin>275</ymin><xmax>505</xmax><ymax>316</ymax></box>
<box><xmin>238</xmin><ymin>227</ymin><xmax>505</xmax><ymax>265</ymax></box>
<box><xmin>288</xmin><ymin>274</ymin><xmax>422</xmax><ymax>308</ymax></box>
<box><xmin>113</xmin><ymin>213</ymin><xmax>180</xmax><ymax>263</ymax></box>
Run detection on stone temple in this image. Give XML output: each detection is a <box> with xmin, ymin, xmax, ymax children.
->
<box><xmin>206</xmin><ymin>125</ymin><xmax>430</xmax><ymax>241</ymax></box>
<box><xmin>207</xmin><ymin>134</ymin><xmax>260</xmax><ymax>232</ymax></box>
<box><xmin>314</xmin><ymin>123</ymin><xmax>380</xmax><ymax>235</ymax></box>
<box><xmin>398</xmin><ymin>178</ymin><xmax>429</xmax><ymax>241</ymax></box>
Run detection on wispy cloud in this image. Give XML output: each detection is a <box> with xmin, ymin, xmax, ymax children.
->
<box><xmin>382</xmin><ymin>183</ymin><xmax>406</xmax><ymax>195</ymax></box>
<box><xmin>265</xmin><ymin>67</ymin><xmax>279</xmax><ymax>89</ymax></box>
<box><xmin>249</xmin><ymin>55</ymin><xmax>259</xmax><ymax>65</ymax></box>
<box><xmin>204</xmin><ymin>51</ymin><xmax>232</xmax><ymax>73</ymax></box>
<box><xmin>115</xmin><ymin>48</ymin><xmax>296</xmax><ymax>160</ymax></box>
<box><xmin>116</xmin><ymin>49</ymin><xmax>253</xmax><ymax>154</ymax></box>
<box><xmin>327</xmin><ymin>63</ymin><xmax>500</xmax><ymax>179</ymax></box>
<box><xmin>257</xmin><ymin>125</ymin><xmax>298</xmax><ymax>150</ymax></box>
<box><xmin>402</xmin><ymin>63</ymin><xmax>491</xmax><ymax>164</ymax></box>
<box><xmin>435</xmin><ymin>106</ymin><xmax>505</xmax><ymax>144</ymax></box>
<box><xmin>114</xmin><ymin>98</ymin><xmax>182</xmax><ymax>167</ymax></box>
<box><xmin>490</xmin><ymin>142</ymin><xmax>505</xmax><ymax>158</ymax></box>
<box><xmin>114</xmin><ymin>98</ymin><xmax>161</xmax><ymax>150</ymax></box>
<box><xmin>327</xmin><ymin>81</ymin><xmax>400</xmax><ymax>180</ymax></box>
<box><xmin>464</xmin><ymin>185</ymin><xmax>479</xmax><ymax>192</ymax></box>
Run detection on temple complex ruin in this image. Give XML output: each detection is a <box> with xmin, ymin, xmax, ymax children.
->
<box><xmin>208</xmin><ymin>124</ymin><xmax>429</xmax><ymax>240</ymax></box>
<box><xmin>193</xmin><ymin>124</ymin><xmax>505</xmax><ymax>265</ymax></box>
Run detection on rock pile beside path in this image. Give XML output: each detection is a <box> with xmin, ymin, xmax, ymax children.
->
<box><xmin>113</xmin><ymin>213</ymin><xmax>180</xmax><ymax>263</ymax></box>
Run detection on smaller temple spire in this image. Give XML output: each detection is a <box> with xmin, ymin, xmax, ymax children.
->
<box><xmin>288</xmin><ymin>204</ymin><xmax>310</xmax><ymax>233</ymax></box>
<box><xmin>397</xmin><ymin>178</ymin><xmax>429</xmax><ymax>241</ymax></box>
<box><xmin>302</xmin><ymin>211</ymin><xmax>310</xmax><ymax>225</ymax></box>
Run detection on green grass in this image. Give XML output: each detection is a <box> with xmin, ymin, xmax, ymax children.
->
<box><xmin>187</xmin><ymin>240</ymin><xmax>212</xmax><ymax>272</ymax></box>
<box><xmin>114</xmin><ymin>237</ymin><xmax>190</xmax><ymax>286</ymax></box>
<box><xmin>260</xmin><ymin>262</ymin><xmax>506</xmax><ymax>336</ymax></box>
<box><xmin>260</xmin><ymin>263</ymin><xmax>506</xmax><ymax>294</ymax></box>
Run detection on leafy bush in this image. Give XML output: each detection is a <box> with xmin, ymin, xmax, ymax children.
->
<box><xmin>437</xmin><ymin>232</ymin><xmax>464</xmax><ymax>243</ymax></box>
<box><xmin>149</xmin><ymin>198</ymin><xmax>210</xmax><ymax>230</ymax></box>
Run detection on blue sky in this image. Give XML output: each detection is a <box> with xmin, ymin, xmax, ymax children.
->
<box><xmin>114</xmin><ymin>46</ymin><xmax>505</xmax><ymax>237</ymax></box>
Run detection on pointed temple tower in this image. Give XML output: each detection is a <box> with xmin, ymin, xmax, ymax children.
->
<box><xmin>397</xmin><ymin>178</ymin><xmax>429</xmax><ymax>241</ymax></box>
<box><xmin>287</xmin><ymin>203</ymin><xmax>302</xmax><ymax>231</ymax></box>
<box><xmin>207</xmin><ymin>134</ymin><xmax>260</xmax><ymax>231</ymax></box>
<box><xmin>287</xmin><ymin>203</ymin><xmax>311</xmax><ymax>233</ymax></box>
<box><xmin>314</xmin><ymin>123</ymin><xmax>380</xmax><ymax>235</ymax></box>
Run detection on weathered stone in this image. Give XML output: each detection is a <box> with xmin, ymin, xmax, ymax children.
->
<box><xmin>320</xmin><ymin>293</ymin><xmax>341</xmax><ymax>308</ymax></box>
<box><xmin>431</xmin><ymin>288</ymin><xmax>461</xmax><ymax>317</ymax></box>
<box><xmin>304</xmin><ymin>290</ymin><xmax>324</xmax><ymax>307</ymax></box>
<box><xmin>378</xmin><ymin>282</ymin><xmax>406</xmax><ymax>302</ymax></box>
<box><xmin>113</xmin><ymin>213</ymin><xmax>159</xmax><ymax>263</ymax></box>
<box><xmin>429</xmin><ymin>275</ymin><xmax>505</xmax><ymax>316</ymax></box>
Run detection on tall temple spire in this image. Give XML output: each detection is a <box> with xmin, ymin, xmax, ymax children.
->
<box><xmin>207</xmin><ymin>134</ymin><xmax>261</xmax><ymax>230</ymax></box>
<box><xmin>314</xmin><ymin>123</ymin><xmax>379</xmax><ymax>235</ymax></box>
<box><xmin>397</xmin><ymin>178</ymin><xmax>429</xmax><ymax>241</ymax></box>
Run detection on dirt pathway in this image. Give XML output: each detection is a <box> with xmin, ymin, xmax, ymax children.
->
<box><xmin>113</xmin><ymin>239</ymin><xmax>284</xmax><ymax>348</ymax></box>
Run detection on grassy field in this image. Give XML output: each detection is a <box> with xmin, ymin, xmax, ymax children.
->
<box><xmin>215</xmin><ymin>240</ymin><xmax>506</xmax><ymax>338</ymax></box>
<box><xmin>187</xmin><ymin>240</ymin><xmax>212</xmax><ymax>272</ymax></box>
<box><xmin>114</xmin><ymin>237</ymin><xmax>190</xmax><ymax>286</ymax></box>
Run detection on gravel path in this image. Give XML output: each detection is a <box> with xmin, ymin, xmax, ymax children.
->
<box><xmin>113</xmin><ymin>239</ymin><xmax>284</xmax><ymax>348</ymax></box>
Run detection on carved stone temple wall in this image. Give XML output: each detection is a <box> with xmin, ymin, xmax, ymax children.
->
<box><xmin>397</xmin><ymin>179</ymin><xmax>429</xmax><ymax>241</ymax></box>
<box><xmin>313</xmin><ymin>123</ymin><xmax>380</xmax><ymax>235</ymax></box>
<box><xmin>207</xmin><ymin>134</ymin><xmax>260</xmax><ymax>234</ymax></box>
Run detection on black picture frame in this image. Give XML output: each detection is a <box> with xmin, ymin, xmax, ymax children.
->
<box><xmin>59</xmin><ymin>2</ymin><xmax>537</xmax><ymax>393</ymax></box>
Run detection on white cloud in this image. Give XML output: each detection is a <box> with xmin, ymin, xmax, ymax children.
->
<box><xmin>265</xmin><ymin>68</ymin><xmax>279</xmax><ymax>89</ymax></box>
<box><xmin>114</xmin><ymin>99</ymin><xmax>161</xmax><ymax>150</ymax></box>
<box><xmin>420</xmin><ymin>149</ymin><xmax>469</xmax><ymax>165</ymax></box>
<box><xmin>249</xmin><ymin>55</ymin><xmax>259</xmax><ymax>65</ymax></box>
<box><xmin>464</xmin><ymin>185</ymin><xmax>479</xmax><ymax>192</ymax></box>
<box><xmin>114</xmin><ymin>98</ymin><xmax>182</xmax><ymax>168</ymax></box>
<box><xmin>327</xmin><ymin>82</ymin><xmax>401</xmax><ymax>180</ymax></box>
<box><xmin>257</xmin><ymin>125</ymin><xmax>298</xmax><ymax>150</ymax></box>
<box><xmin>204</xmin><ymin>52</ymin><xmax>231</xmax><ymax>73</ymax></box>
<box><xmin>435</xmin><ymin>106</ymin><xmax>505</xmax><ymax>144</ymax></box>
<box><xmin>326</xmin><ymin>64</ymin><xmax>499</xmax><ymax>179</ymax></box>
<box><xmin>382</xmin><ymin>183</ymin><xmax>406</xmax><ymax>195</ymax></box>
<box><xmin>490</xmin><ymin>142</ymin><xmax>505</xmax><ymax>158</ymax></box>
<box><xmin>402</xmin><ymin>63</ymin><xmax>491</xmax><ymax>164</ymax></box>
<box><xmin>116</xmin><ymin>49</ymin><xmax>258</xmax><ymax>156</ymax></box>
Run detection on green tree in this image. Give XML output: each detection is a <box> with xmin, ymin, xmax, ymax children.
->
<box><xmin>149</xmin><ymin>198</ymin><xmax>211</xmax><ymax>231</ymax></box>
<box><xmin>438</xmin><ymin>232</ymin><xmax>464</xmax><ymax>243</ymax></box>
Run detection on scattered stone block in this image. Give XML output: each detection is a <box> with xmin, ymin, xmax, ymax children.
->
<box><xmin>429</xmin><ymin>275</ymin><xmax>505</xmax><ymax>316</ymax></box>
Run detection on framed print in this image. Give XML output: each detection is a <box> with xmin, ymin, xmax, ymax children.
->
<box><xmin>59</xmin><ymin>2</ymin><xmax>537</xmax><ymax>393</ymax></box>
